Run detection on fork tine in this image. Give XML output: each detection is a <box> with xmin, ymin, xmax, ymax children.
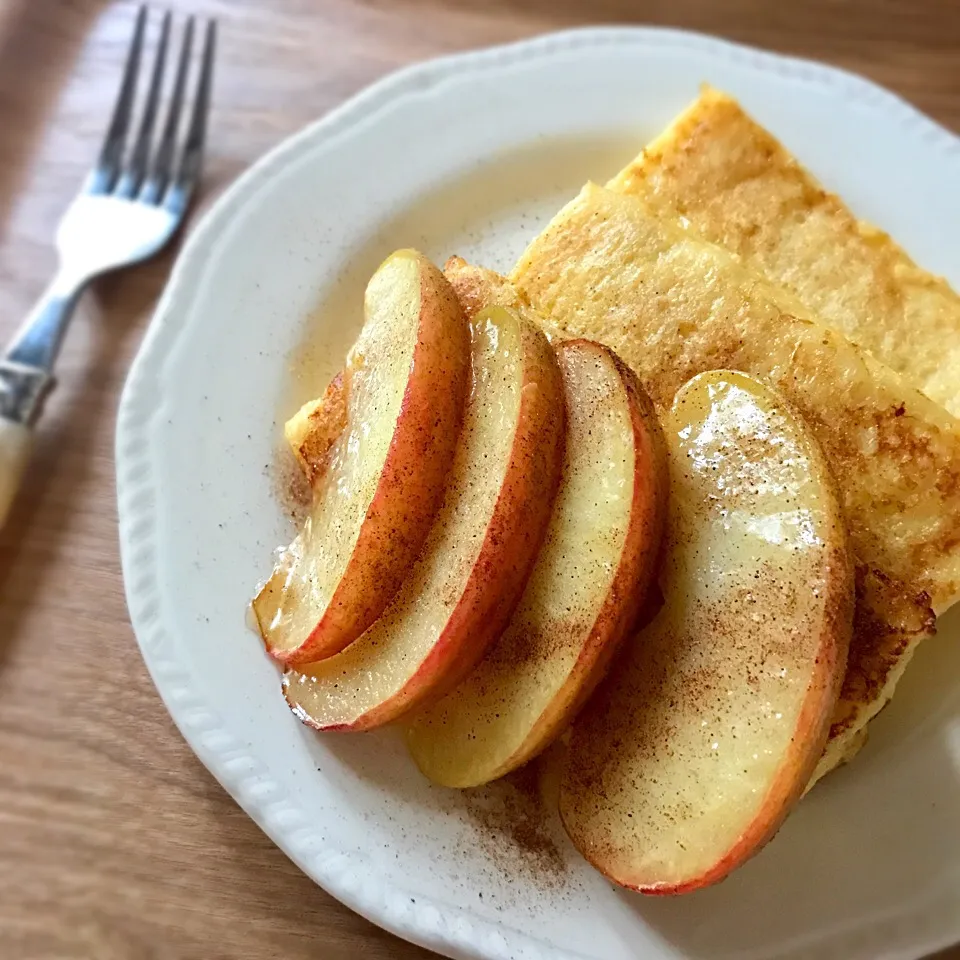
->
<box><xmin>164</xmin><ymin>18</ymin><xmax>216</xmax><ymax>216</ymax></box>
<box><xmin>116</xmin><ymin>10</ymin><xmax>171</xmax><ymax>198</ymax></box>
<box><xmin>140</xmin><ymin>15</ymin><xmax>194</xmax><ymax>205</ymax></box>
<box><xmin>89</xmin><ymin>5</ymin><xmax>147</xmax><ymax>195</ymax></box>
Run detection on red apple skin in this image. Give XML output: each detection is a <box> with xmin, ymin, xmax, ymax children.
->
<box><xmin>283</xmin><ymin>307</ymin><xmax>566</xmax><ymax>730</ymax></box>
<box><xmin>515</xmin><ymin>343</ymin><xmax>669</xmax><ymax>762</ymax></box>
<box><xmin>558</xmin><ymin>370</ymin><xmax>853</xmax><ymax>895</ymax></box>
<box><xmin>403</xmin><ymin>340</ymin><xmax>667</xmax><ymax>790</ymax></box>
<box><xmin>625</xmin><ymin>627</ymin><xmax>849</xmax><ymax>896</ymax></box>
<box><xmin>256</xmin><ymin>252</ymin><xmax>471</xmax><ymax>666</ymax></box>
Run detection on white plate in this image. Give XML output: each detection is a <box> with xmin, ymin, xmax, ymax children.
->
<box><xmin>116</xmin><ymin>26</ymin><xmax>960</xmax><ymax>960</ymax></box>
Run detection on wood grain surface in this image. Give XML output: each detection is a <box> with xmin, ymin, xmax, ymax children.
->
<box><xmin>0</xmin><ymin>1</ymin><xmax>957</xmax><ymax>957</ymax></box>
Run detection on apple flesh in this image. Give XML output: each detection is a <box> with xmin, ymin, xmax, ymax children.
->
<box><xmin>559</xmin><ymin>370</ymin><xmax>853</xmax><ymax>894</ymax></box>
<box><xmin>283</xmin><ymin>305</ymin><xmax>565</xmax><ymax>730</ymax></box>
<box><xmin>405</xmin><ymin>339</ymin><xmax>667</xmax><ymax>787</ymax></box>
<box><xmin>280</xmin><ymin>255</ymin><xmax>545</xmax><ymax>485</ymax></box>
<box><xmin>253</xmin><ymin>250</ymin><xmax>470</xmax><ymax>665</ymax></box>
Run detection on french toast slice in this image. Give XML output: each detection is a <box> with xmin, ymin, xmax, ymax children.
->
<box><xmin>609</xmin><ymin>87</ymin><xmax>960</xmax><ymax>416</ymax></box>
<box><xmin>512</xmin><ymin>183</ymin><xmax>960</xmax><ymax>784</ymax></box>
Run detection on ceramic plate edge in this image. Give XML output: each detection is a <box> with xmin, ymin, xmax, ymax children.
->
<box><xmin>115</xmin><ymin>25</ymin><xmax>960</xmax><ymax>960</ymax></box>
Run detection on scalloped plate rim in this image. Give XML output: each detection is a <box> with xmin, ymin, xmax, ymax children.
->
<box><xmin>116</xmin><ymin>25</ymin><xmax>960</xmax><ymax>960</ymax></box>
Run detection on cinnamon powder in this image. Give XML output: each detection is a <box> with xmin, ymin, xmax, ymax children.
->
<box><xmin>271</xmin><ymin>445</ymin><xmax>311</xmax><ymax>526</ymax></box>
<box><xmin>460</xmin><ymin>756</ymin><xmax>567</xmax><ymax>888</ymax></box>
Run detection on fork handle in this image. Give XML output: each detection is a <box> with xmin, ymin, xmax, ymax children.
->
<box><xmin>0</xmin><ymin>277</ymin><xmax>71</xmax><ymax>528</ymax></box>
<box><xmin>0</xmin><ymin>418</ymin><xmax>31</xmax><ymax>527</ymax></box>
<box><xmin>5</xmin><ymin>273</ymin><xmax>84</xmax><ymax>373</ymax></box>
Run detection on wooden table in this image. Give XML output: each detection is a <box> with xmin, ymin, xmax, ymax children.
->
<box><xmin>0</xmin><ymin>1</ymin><xmax>957</xmax><ymax>957</ymax></box>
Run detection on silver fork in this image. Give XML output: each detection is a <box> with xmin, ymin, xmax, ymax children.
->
<box><xmin>0</xmin><ymin>6</ymin><xmax>216</xmax><ymax>525</ymax></box>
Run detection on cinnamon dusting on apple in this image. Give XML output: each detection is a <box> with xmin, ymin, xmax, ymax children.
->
<box><xmin>245</xmin><ymin>84</ymin><xmax>960</xmax><ymax>902</ymax></box>
<box><xmin>272</xmin><ymin>445</ymin><xmax>312</xmax><ymax>527</ymax></box>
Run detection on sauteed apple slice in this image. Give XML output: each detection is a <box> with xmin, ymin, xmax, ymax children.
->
<box><xmin>284</xmin><ymin>305</ymin><xmax>565</xmax><ymax>730</ymax></box>
<box><xmin>405</xmin><ymin>340</ymin><xmax>666</xmax><ymax>787</ymax></box>
<box><xmin>560</xmin><ymin>370</ymin><xmax>853</xmax><ymax>894</ymax></box>
<box><xmin>253</xmin><ymin>250</ymin><xmax>469</xmax><ymax>665</ymax></box>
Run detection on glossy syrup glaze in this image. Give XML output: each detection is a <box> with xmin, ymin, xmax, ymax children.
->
<box><xmin>283</xmin><ymin>305</ymin><xmax>565</xmax><ymax>730</ymax></box>
<box><xmin>560</xmin><ymin>370</ymin><xmax>852</xmax><ymax>892</ymax></box>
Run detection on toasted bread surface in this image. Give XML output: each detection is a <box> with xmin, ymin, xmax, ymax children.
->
<box><xmin>610</xmin><ymin>87</ymin><xmax>960</xmax><ymax>415</ymax></box>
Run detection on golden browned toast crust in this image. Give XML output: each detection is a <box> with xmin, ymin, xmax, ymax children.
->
<box><xmin>284</xmin><ymin>372</ymin><xmax>348</xmax><ymax>483</ymax></box>
<box><xmin>443</xmin><ymin>256</ymin><xmax>563</xmax><ymax>340</ymax></box>
<box><xmin>511</xmin><ymin>184</ymin><xmax>960</xmax><ymax>783</ymax></box>
<box><xmin>610</xmin><ymin>87</ymin><xmax>960</xmax><ymax>416</ymax></box>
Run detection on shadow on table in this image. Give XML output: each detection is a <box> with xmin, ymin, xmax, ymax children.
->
<box><xmin>0</xmin><ymin>254</ymin><xmax>173</xmax><ymax>667</ymax></box>
<box><xmin>0</xmin><ymin>0</ymin><xmax>107</xmax><ymax>234</ymax></box>
<box><xmin>0</xmin><ymin>0</ymin><xmax>120</xmax><ymax>664</ymax></box>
